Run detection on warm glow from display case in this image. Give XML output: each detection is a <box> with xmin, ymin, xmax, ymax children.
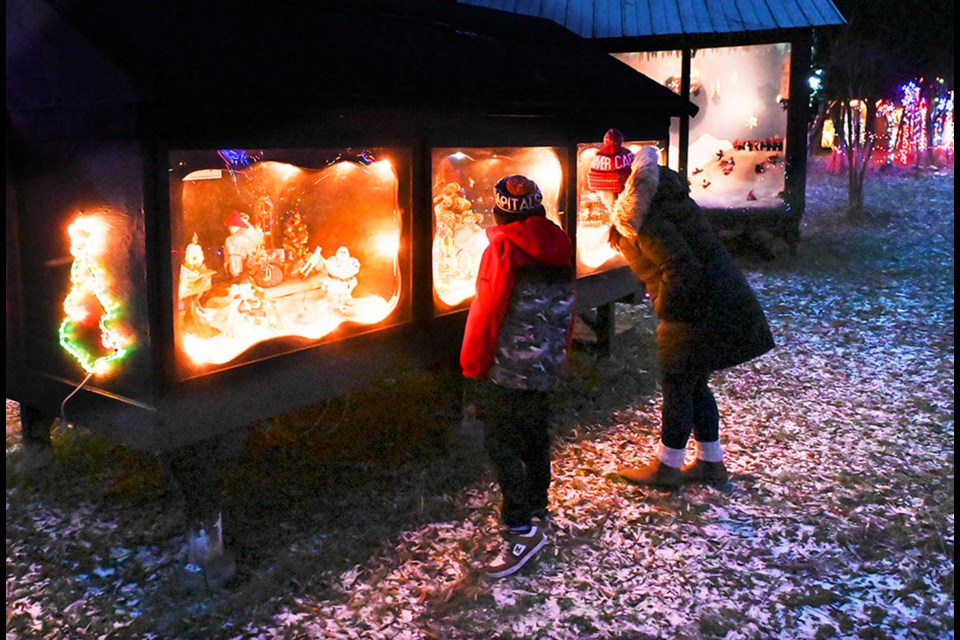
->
<box><xmin>576</xmin><ymin>141</ymin><xmax>662</xmax><ymax>276</ymax></box>
<box><xmin>170</xmin><ymin>148</ymin><xmax>408</xmax><ymax>372</ymax></box>
<box><xmin>614</xmin><ymin>44</ymin><xmax>791</xmax><ymax>210</ymax></box>
<box><xmin>431</xmin><ymin>147</ymin><xmax>563</xmax><ymax>309</ymax></box>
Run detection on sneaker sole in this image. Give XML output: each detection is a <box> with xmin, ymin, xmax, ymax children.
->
<box><xmin>485</xmin><ymin>535</ymin><xmax>548</xmax><ymax>579</ymax></box>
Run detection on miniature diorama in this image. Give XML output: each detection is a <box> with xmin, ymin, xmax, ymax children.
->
<box><xmin>614</xmin><ymin>44</ymin><xmax>791</xmax><ymax>209</ymax></box>
<box><xmin>576</xmin><ymin>132</ymin><xmax>661</xmax><ymax>275</ymax></box>
<box><xmin>171</xmin><ymin>148</ymin><xmax>407</xmax><ymax>373</ymax></box>
<box><xmin>431</xmin><ymin>147</ymin><xmax>563</xmax><ymax>309</ymax></box>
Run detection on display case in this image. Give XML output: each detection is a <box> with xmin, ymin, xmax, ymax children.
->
<box><xmin>8</xmin><ymin>0</ymin><xmax>700</xmax><ymax>580</ymax></box>
<box><xmin>170</xmin><ymin>148</ymin><xmax>410</xmax><ymax>378</ymax></box>
<box><xmin>7</xmin><ymin>0</ymin><xmax>696</xmax><ymax>459</ymax></box>
<box><xmin>615</xmin><ymin>44</ymin><xmax>791</xmax><ymax>211</ymax></box>
<box><xmin>431</xmin><ymin>147</ymin><xmax>564</xmax><ymax>311</ymax></box>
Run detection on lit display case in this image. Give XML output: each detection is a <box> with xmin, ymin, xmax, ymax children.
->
<box><xmin>7</xmin><ymin>0</ymin><xmax>693</xmax><ymax>546</ymax></box>
<box><xmin>169</xmin><ymin>148</ymin><xmax>410</xmax><ymax>377</ymax></box>
<box><xmin>431</xmin><ymin>147</ymin><xmax>564</xmax><ymax>311</ymax></box>
<box><xmin>575</xmin><ymin>140</ymin><xmax>664</xmax><ymax>277</ymax></box>
<box><xmin>615</xmin><ymin>44</ymin><xmax>791</xmax><ymax>210</ymax></box>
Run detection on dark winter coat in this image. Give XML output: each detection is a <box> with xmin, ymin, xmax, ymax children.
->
<box><xmin>611</xmin><ymin>147</ymin><xmax>774</xmax><ymax>374</ymax></box>
<box><xmin>461</xmin><ymin>215</ymin><xmax>575</xmax><ymax>390</ymax></box>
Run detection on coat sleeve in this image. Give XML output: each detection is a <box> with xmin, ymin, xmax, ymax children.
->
<box><xmin>460</xmin><ymin>240</ymin><xmax>517</xmax><ymax>379</ymax></box>
<box><xmin>636</xmin><ymin>214</ymin><xmax>706</xmax><ymax>323</ymax></box>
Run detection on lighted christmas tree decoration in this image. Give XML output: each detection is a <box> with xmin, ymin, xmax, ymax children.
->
<box><xmin>58</xmin><ymin>213</ymin><xmax>133</xmax><ymax>374</ymax></box>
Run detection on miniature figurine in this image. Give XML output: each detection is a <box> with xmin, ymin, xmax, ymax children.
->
<box><xmin>298</xmin><ymin>246</ymin><xmax>327</xmax><ymax>279</ymax></box>
<box><xmin>223</xmin><ymin>209</ymin><xmax>266</xmax><ymax>279</ymax></box>
<box><xmin>435</xmin><ymin>225</ymin><xmax>457</xmax><ymax>277</ymax></box>
<box><xmin>227</xmin><ymin>280</ymin><xmax>277</xmax><ymax>331</ymax></box>
<box><xmin>178</xmin><ymin>233</ymin><xmax>218</xmax><ymax>336</ymax></box>
<box><xmin>224</xmin><ymin>208</ymin><xmax>284</xmax><ymax>288</ymax></box>
<box><xmin>283</xmin><ymin>210</ymin><xmax>311</xmax><ymax>273</ymax></box>
<box><xmin>254</xmin><ymin>195</ymin><xmax>277</xmax><ymax>249</ymax></box>
<box><xmin>434</xmin><ymin>182</ymin><xmax>475</xmax><ymax>237</ymax></box>
<box><xmin>452</xmin><ymin>211</ymin><xmax>487</xmax><ymax>277</ymax></box>
<box><xmin>323</xmin><ymin>246</ymin><xmax>360</xmax><ymax>313</ymax></box>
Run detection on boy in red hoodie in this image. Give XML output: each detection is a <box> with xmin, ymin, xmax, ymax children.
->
<box><xmin>461</xmin><ymin>175</ymin><xmax>575</xmax><ymax>578</ymax></box>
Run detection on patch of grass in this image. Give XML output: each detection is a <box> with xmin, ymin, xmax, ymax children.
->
<box><xmin>6</xmin><ymin>424</ymin><xmax>173</xmax><ymax>524</ymax></box>
<box><xmin>698</xmin><ymin>606</ymin><xmax>749</xmax><ymax>638</ymax></box>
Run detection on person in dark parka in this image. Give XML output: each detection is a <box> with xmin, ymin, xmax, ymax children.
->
<box><xmin>608</xmin><ymin>146</ymin><xmax>775</xmax><ymax>489</ymax></box>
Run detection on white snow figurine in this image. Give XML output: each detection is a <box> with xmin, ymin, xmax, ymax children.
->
<box><xmin>324</xmin><ymin>246</ymin><xmax>361</xmax><ymax>312</ymax></box>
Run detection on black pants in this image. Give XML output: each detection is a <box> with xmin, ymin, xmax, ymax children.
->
<box><xmin>660</xmin><ymin>370</ymin><xmax>720</xmax><ymax>450</ymax></box>
<box><xmin>472</xmin><ymin>381</ymin><xmax>552</xmax><ymax>529</ymax></box>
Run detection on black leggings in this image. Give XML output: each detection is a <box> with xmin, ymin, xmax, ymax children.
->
<box><xmin>660</xmin><ymin>371</ymin><xmax>719</xmax><ymax>449</ymax></box>
<box><xmin>473</xmin><ymin>381</ymin><xmax>552</xmax><ymax>528</ymax></box>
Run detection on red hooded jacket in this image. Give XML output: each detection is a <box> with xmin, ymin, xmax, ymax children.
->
<box><xmin>461</xmin><ymin>215</ymin><xmax>574</xmax><ymax>380</ymax></box>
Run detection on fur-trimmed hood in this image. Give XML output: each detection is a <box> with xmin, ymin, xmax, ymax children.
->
<box><xmin>611</xmin><ymin>145</ymin><xmax>661</xmax><ymax>240</ymax></box>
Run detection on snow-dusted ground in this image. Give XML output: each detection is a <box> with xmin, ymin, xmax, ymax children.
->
<box><xmin>7</xmin><ymin>159</ymin><xmax>954</xmax><ymax>639</ymax></box>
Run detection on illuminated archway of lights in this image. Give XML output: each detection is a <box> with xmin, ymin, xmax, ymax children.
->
<box><xmin>58</xmin><ymin>213</ymin><xmax>132</xmax><ymax>375</ymax></box>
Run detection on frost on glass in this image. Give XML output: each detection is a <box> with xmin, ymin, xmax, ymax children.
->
<box><xmin>431</xmin><ymin>147</ymin><xmax>563</xmax><ymax>310</ymax></box>
<box><xmin>170</xmin><ymin>149</ymin><xmax>405</xmax><ymax>371</ymax></box>
<box><xmin>615</xmin><ymin>44</ymin><xmax>791</xmax><ymax>210</ymax></box>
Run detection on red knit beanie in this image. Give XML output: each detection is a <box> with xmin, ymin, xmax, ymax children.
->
<box><xmin>588</xmin><ymin>129</ymin><xmax>634</xmax><ymax>194</ymax></box>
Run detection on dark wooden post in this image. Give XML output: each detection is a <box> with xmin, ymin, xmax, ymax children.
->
<box><xmin>159</xmin><ymin>429</ymin><xmax>246</xmax><ymax>591</ymax></box>
<box><xmin>784</xmin><ymin>31</ymin><xmax>813</xmax><ymax>248</ymax></box>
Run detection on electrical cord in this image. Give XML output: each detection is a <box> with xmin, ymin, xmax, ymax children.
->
<box><xmin>59</xmin><ymin>371</ymin><xmax>94</xmax><ymax>431</ymax></box>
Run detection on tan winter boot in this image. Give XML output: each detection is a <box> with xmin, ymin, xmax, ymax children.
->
<box><xmin>682</xmin><ymin>459</ymin><xmax>731</xmax><ymax>489</ymax></box>
<box><xmin>618</xmin><ymin>458</ymin><xmax>683</xmax><ymax>489</ymax></box>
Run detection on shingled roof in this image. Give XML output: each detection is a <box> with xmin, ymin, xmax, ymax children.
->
<box><xmin>457</xmin><ymin>0</ymin><xmax>845</xmax><ymax>42</ymax></box>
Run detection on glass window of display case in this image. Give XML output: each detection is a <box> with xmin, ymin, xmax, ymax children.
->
<box><xmin>575</xmin><ymin>138</ymin><xmax>663</xmax><ymax>276</ymax></box>
<box><xmin>431</xmin><ymin>147</ymin><xmax>564</xmax><ymax>311</ymax></box>
<box><xmin>614</xmin><ymin>43</ymin><xmax>791</xmax><ymax>210</ymax></box>
<box><xmin>169</xmin><ymin>147</ymin><xmax>409</xmax><ymax>376</ymax></box>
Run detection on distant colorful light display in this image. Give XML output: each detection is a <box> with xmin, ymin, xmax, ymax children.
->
<box><xmin>879</xmin><ymin>79</ymin><xmax>954</xmax><ymax>165</ymax></box>
<box><xmin>821</xmin><ymin>78</ymin><xmax>954</xmax><ymax>167</ymax></box>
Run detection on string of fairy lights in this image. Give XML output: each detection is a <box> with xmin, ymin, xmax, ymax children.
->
<box><xmin>57</xmin><ymin>213</ymin><xmax>132</xmax><ymax>376</ymax></box>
